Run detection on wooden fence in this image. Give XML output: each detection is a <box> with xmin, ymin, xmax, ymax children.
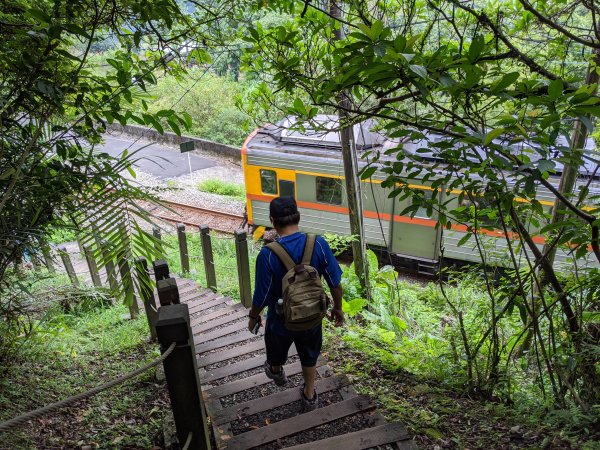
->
<box><xmin>44</xmin><ymin>223</ymin><xmax>253</xmax><ymax>325</ymax></box>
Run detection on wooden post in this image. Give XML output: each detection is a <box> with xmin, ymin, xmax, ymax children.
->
<box><xmin>177</xmin><ymin>223</ymin><xmax>190</xmax><ymax>274</ymax></box>
<box><xmin>135</xmin><ymin>257</ymin><xmax>158</xmax><ymax>339</ymax></box>
<box><xmin>42</xmin><ymin>244</ymin><xmax>55</xmax><ymax>273</ymax></box>
<box><xmin>332</xmin><ymin>1</ymin><xmax>370</xmax><ymax>297</ymax></box>
<box><xmin>83</xmin><ymin>245</ymin><xmax>102</xmax><ymax>287</ymax></box>
<box><xmin>234</xmin><ymin>230</ymin><xmax>252</xmax><ymax>308</ymax></box>
<box><xmin>153</xmin><ymin>226</ymin><xmax>163</xmax><ymax>256</ymax></box>
<box><xmin>100</xmin><ymin>239</ymin><xmax>118</xmax><ymax>292</ymax></box>
<box><xmin>156</xmin><ymin>303</ymin><xmax>211</xmax><ymax>450</ymax></box>
<box><xmin>154</xmin><ymin>260</ymin><xmax>180</xmax><ymax>306</ymax></box>
<box><xmin>199</xmin><ymin>225</ymin><xmax>217</xmax><ymax>291</ymax></box>
<box><xmin>58</xmin><ymin>245</ymin><xmax>79</xmax><ymax>287</ymax></box>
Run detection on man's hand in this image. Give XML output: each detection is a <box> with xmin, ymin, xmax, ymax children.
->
<box><xmin>330</xmin><ymin>308</ymin><xmax>344</xmax><ymax>327</ymax></box>
<box><xmin>248</xmin><ymin>315</ymin><xmax>261</xmax><ymax>333</ymax></box>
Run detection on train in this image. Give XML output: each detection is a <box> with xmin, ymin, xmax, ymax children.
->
<box><xmin>241</xmin><ymin>115</ymin><xmax>600</xmax><ymax>273</ymax></box>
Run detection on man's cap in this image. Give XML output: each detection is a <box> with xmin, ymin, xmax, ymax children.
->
<box><xmin>270</xmin><ymin>196</ymin><xmax>298</xmax><ymax>218</ymax></box>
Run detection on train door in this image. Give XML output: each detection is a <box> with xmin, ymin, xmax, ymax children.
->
<box><xmin>391</xmin><ymin>187</ymin><xmax>440</xmax><ymax>261</ymax></box>
<box><xmin>279</xmin><ymin>179</ymin><xmax>295</xmax><ymax>198</ymax></box>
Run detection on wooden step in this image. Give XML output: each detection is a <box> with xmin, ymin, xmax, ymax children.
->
<box><xmin>195</xmin><ymin>309</ymin><xmax>248</xmax><ymax>334</ymax></box>
<box><xmin>198</xmin><ymin>320</ymin><xmax>247</xmax><ymax>343</ymax></box>
<box><xmin>196</xmin><ymin>328</ymin><xmax>264</xmax><ymax>354</ymax></box>
<box><xmin>216</xmin><ymin>395</ymin><xmax>375</xmax><ymax>450</ymax></box>
<box><xmin>211</xmin><ymin>374</ymin><xmax>351</xmax><ymax>426</ymax></box>
<box><xmin>191</xmin><ymin>303</ymin><xmax>245</xmax><ymax>328</ymax></box>
<box><xmin>283</xmin><ymin>422</ymin><xmax>414</xmax><ymax>450</ymax></box>
<box><xmin>200</xmin><ymin>346</ymin><xmax>298</xmax><ymax>383</ymax></box>
<box><xmin>203</xmin><ymin>358</ymin><xmax>325</xmax><ymax>401</ymax></box>
<box><xmin>197</xmin><ymin>338</ymin><xmax>265</xmax><ymax>368</ymax></box>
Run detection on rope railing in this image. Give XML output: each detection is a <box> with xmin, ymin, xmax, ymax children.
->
<box><xmin>0</xmin><ymin>342</ymin><xmax>176</xmax><ymax>433</ymax></box>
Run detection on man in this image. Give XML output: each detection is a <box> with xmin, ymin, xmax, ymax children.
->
<box><xmin>247</xmin><ymin>196</ymin><xmax>344</xmax><ymax>411</ymax></box>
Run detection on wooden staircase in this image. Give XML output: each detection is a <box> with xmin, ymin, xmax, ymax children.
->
<box><xmin>177</xmin><ymin>279</ymin><xmax>417</xmax><ymax>450</ymax></box>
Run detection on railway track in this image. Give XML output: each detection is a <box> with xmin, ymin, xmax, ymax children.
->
<box><xmin>146</xmin><ymin>199</ymin><xmax>246</xmax><ymax>234</ymax></box>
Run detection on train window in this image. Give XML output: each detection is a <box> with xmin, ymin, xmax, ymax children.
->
<box><xmin>316</xmin><ymin>176</ymin><xmax>343</xmax><ymax>205</ymax></box>
<box><xmin>260</xmin><ymin>169</ymin><xmax>277</xmax><ymax>194</ymax></box>
<box><xmin>414</xmin><ymin>190</ymin><xmax>433</xmax><ymax>218</ymax></box>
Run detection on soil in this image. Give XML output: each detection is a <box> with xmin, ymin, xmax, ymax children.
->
<box><xmin>230</xmin><ymin>390</ymin><xmax>344</xmax><ymax>435</ymax></box>
<box><xmin>253</xmin><ymin>411</ymin><xmax>380</xmax><ymax>450</ymax></box>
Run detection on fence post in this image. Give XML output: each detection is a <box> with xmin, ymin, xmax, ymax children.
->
<box><xmin>156</xmin><ymin>303</ymin><xmax>211</xmax><ymax>450</ymax></box>
<box><xmin>100</xmin><ymin>239</ymin><xmax>119</xmax><ymax>292</ymax></box>
<box><xmin>42</xmin><ymin>244</ymin><xmax>55</xmax><ymax>273</ymax></box>
<box><xmin>199</xmin><ymin>225</ymin><xmax>217</xmax><ymax>291</ymax></box>
<box><xmin>135</xmin><ymin>257</ymin><xmax>158</xmax><ymax>340</ymax></box>
<box><xmin>177</xmin><ymin>223</ymin><xmax>190</xmax><ymax>274</ymax></box>
<box><xmin>58</xmin><ymin>245</ymin><xmax>79</xmax><ymax>287</ymax></box>
<box><xmin>234</xmin><ymin>230</ymin><xmax>252</xmax><ymax>308</ymax></box>
<box><xmin>154</xmin><ymin>259</ymin><xmax>181</xmax><ymax>306</ymax></box>
<box><xmin>83</xmin><ymin>245</ymin><xmax>102</xmax><ymax>287</ymax></box>
<box><xmin>153</xmin><ymin>226</ymin><xmax>163</xmax><ymax>256</ymax></box>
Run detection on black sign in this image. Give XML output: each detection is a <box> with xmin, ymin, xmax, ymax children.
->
<box><xmin>180</xmin><ymin>141</ymin><xmax>195</xmax><ymax>153</ymax></box>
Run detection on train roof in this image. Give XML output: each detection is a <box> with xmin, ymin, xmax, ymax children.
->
<box><xmin>246</xmin><ymin>116</ymin><xmax>600</xmax><ymax>179</ymax></box>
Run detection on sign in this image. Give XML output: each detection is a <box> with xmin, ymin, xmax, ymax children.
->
<box><xmin>180</xmin><ymin>141</ymin><xmax>195</xmax><ymax>153</ymax></box>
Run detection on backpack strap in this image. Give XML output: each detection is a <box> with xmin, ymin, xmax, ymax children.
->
<box><xmin>266</xmin><ymin>242</ymin><xmax>296</xmax><ymax>271</ymax></box>
<box><xmin>301</xmin><ymin>234</ymin><xmax>316</xmax><ymax>265</ymax></box>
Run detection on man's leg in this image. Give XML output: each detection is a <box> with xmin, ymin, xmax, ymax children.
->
<box><xmin>301</xmin><ymin>365</ymin><xmax>317</xmax><ymax>399</ymax></box>
<box><xmin>264</xmin><ymin>326</ymin><xmax>293</xmax><ymax>386</ymax></box>
<box><xmin>295</xmin><ymin>324</ymin><xmax>322</xmax><ymax>406</ymax></box>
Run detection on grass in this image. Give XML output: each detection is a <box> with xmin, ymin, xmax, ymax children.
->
<box><xmin>161</xmin><ymin>231</ymin><xmax>259</xmax><ymax>302</ymax></box>
<box><xmin>0</xmin><ymin>282</ymin><xmax>166</xmax><ymax>449</ymax></box>
<box><xmin>197</xmin><ymin>179</ymin><xmax>245</xmax><ymax>199</ymax></box>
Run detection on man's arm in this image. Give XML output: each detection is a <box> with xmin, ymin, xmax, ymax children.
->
<box><xmin>329</xmin><ymin>284</ymin><xmax>344</xmax><ymax>327</ymax></box>
<box><xmin>248</xmin><ymin>249</ymin><xmax>271</xmax><ymax>332</ymax></box>
<box><xmin>315</xmin><ymin>236</ymin><xmax>345</xmax><ymax>327</ymax></box>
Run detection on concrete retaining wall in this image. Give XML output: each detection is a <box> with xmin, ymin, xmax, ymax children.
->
<box><xmin>108</xmin><ymin>123</ymin><xmax>241</xmax><ymax>164</ymax></box>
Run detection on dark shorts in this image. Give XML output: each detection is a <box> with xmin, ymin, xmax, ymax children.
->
<box><xmin>265</xmin><ymin>324</ymin><xmax>322</xmax><ymax>367</ymax></box>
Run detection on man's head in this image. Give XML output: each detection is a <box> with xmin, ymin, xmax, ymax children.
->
<box><xmin>269</xmin><ymin>196</ymin><xmax>300</xmax><ymax>231</ymax></box>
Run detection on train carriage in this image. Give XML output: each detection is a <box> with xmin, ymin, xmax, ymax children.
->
<box><xmin>242</xmin><ymin>116</ymin><xmax>600</xmax><ymax>273</ymax></box>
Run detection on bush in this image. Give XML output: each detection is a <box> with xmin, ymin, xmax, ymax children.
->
<box><xmin>143</xmin><ymin>71</ymin><xmax>251</xmax><ymax>146</ymax></box>
<box><xmin>197</xmin><ymin>179</ymin><xmax>245</xmax><ymax>198</ymax></box>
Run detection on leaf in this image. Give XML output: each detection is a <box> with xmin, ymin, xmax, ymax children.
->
<box><xmin>26</xmin><ymin>8</ymin><xmax>52</xmax><ymax>24</ymax></box>
<box><xmin>537</xmin><ymin>159</ymin><xmax>555</xmax><ymax>173</ymax></box>
<box><xmin>167</xmin><ymin>117</ymin><xmax>181</xmax><ymax>136</ymax></box>
<box><xmin>468</xmin><ymin>35</ymin><xmax>485</xmax><ymax>62</ymax></box>
<box><xmin>360</xmin><ymin>166</ymin><xmax>377</xmax><ymax>180</ymax></box>
<box><xmin>409</xmin><ymin>65</ymin><xmax>428</xmax><ymax>79</ymax></box>
<box><xmin>457</xmin><ymin>233</ymin><xmax>471</xmax><ymax>247</ymax></box>
<box><xmin>342</xmin><ymin>298</ymin><xmax>367</xmax><ymax>317</ymax></box>
<box><xmin>491</xmin><ymin>72</ymin><xmax>519</xmax><ymax>94</ymax></box>
<box><xmin>548</xmin><ymin>78</ymin><xmax>563</xmax><ymax>100</ymax></box>
<box><xmin>181</xmin><ymin>112</ymin><xmax>193</xmax><ymax>130</ymax></box>
<box><xmin>483</xmin><ymin>128</ymin><xmax>505</xmax><ymax>145</ymax></box>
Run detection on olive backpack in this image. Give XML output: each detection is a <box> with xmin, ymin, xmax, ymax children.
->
<box><xmin>266</xmin><ymin>234</ymin><xmax>328</xmax><ymax>331</ymax></box>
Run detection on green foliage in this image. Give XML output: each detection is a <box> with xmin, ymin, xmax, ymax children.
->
<box><xmin>323</xmin><ymin>233</ymin><xmax>358</xmax><ymax>256</ymax></box>
<box><xmin>197</xmin><ymin>179</ymin><xmax>245</xmax><ymax>198</ymax></box>
<box><xmin>0</xmin><ymin>280</ymin><xmax>162</xmax><ymax>448</ymax></box>
<box><xmin>143</xmin><ymin>72</ymin><xmax>251</xmax><ymax>146</ymax></box>
<box><xmin>161</xmin><ymin>231</ymin><xmax>259</xmax><ymax>301</ymax></box>
<box><xmin>240</xmin><ymin>0</ymin><xmax>600</xmax><ymax>409</ymax></box>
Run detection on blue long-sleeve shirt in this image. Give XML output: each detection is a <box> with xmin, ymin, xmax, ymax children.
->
<box><xmin>252</xmin><ymin>232</ymin><xmax>343</xmax><ymax>336</ymax></box>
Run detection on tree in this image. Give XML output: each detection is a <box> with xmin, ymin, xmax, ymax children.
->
<box><xmin>0</xmin><ymin>0</ymin><xmax>220</xmax><ymax>302</ymax></box>
<box><xmin>238</xmin><ymin>0</ymin><xmax>600</xmax><ymax>406</ymax></box>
